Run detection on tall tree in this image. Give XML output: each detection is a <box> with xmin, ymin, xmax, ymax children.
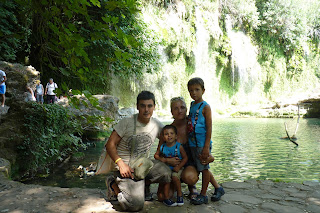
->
<box><xmin>3</xmin><ymin>0</ymin><xmax>160</xmax><ymax>93</ymax></box>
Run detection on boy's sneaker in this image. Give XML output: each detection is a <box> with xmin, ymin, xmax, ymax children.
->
<box><xmin>177</xmin><ymin>196</ymin><xmax>184</xmax><ymax>206</ymax></box>
<box><xmin>163</xmin><ymin>199</ymin><xmax>177</xmax><ymax>207</ymax></box>
<box><xmin>190</xmin><ymin>194</ymin><xmax>208</xmax><ymax>205</ymax></box>
<box><xmin>211</xmin><ymin>187</ymin><xmax>225</xmax><ymax>201</ymax></box>
<box><xmin>105</xmin><ymin>175</ymin><xmax>117</xmax><ymax>201</ymax></box>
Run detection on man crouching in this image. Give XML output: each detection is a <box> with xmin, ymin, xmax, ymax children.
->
<box><xmin>106</xmin><ymin>91</ymin><xmax>171</xmax><ymax>211</ymax></box>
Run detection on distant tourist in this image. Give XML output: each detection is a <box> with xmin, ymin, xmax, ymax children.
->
<box><xmin>25</xmin><ymin>86</ymin><xmax>36</xmax><ymax>102</ymax></box>
<box><xmin>0</xmin><ymin>69</ymin><xmax>7</xmax><ymax>107</ymax></box>
<box><xmin>35</xmin><ymin>80</ymin><xmax>44</xmax><ymax>104</ymax></box>
<box><xmin>45</xmin><ymin>78</ymin><xmax>58</xmax><ymax>104</ymax></box>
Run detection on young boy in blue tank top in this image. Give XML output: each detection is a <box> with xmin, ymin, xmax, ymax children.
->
<box><xmin>155</xmin><ymin>125</ymin><xmax>188</xmax><ymax>207</ymax></box>
<box><xmin>187</xmin><ymin>77</ymin><xmax>225</xmax><ymax>205</ymax></box>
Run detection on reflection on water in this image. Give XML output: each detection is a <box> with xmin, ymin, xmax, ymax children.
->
<box><xmin>210</xmin><ymin>118</ymin><xmax>320</xmax><ymax>183</ymax></box>
<box><xmin>23</xmin><ymin>118</ymin><xmax>320</xmax><ymax>188</ymax></box>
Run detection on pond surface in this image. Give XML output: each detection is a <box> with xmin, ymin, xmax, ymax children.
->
<box><xmin>23</xmin><ymin>118</ymin><xmax>320</xmax><ymax>189</ymax></box>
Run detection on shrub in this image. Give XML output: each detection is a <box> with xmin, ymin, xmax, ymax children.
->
<box><xmin>15</xmin><ymin>102</ymin><xmax>84</xmax><ymax>178</ymax></box>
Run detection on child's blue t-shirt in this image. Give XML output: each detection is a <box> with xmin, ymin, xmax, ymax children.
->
<box><xmin>160</xmin><ymin>142</ymin><xmax>182</xmax><ymax>170</ymax></box>
<box><xmin>188</xmin><ymin>101</ymin><xmax>212</xmax><ymax>147</ymax></box>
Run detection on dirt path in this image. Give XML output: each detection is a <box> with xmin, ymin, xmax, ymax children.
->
<box><xmin>1</xmin><ymin>172</ymin><xmax>320</xmax><ymax>213</ymax></box>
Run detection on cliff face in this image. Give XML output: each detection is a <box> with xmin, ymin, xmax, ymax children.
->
<box><xmin>0</xmin><ymin>61</ymin><xmax>125</xmax><ymax>178</ymax></box>
<box><xmin>0</xmin><ymin>61</ymin><xmax>40</xmax><ymax>165</ymax></box>
<box><xmin>300</xmin><ymin>94</ymin><xmax>320</xmax><ymax>118</ymax></box>
<box><xmin>0</xmin><ymin>61</ymin><xmax>40</xmax><ymax>105</ymax></box>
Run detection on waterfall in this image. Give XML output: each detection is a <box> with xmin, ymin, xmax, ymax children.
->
<box><xmin>225</xmin><ymin>15</ymin><xmax>262</xmax><ymax>104</ymax></box>
<box><xmin>193</xmin><ymin>6</ymin><xmax>219</xmax><ymax>107</ymax></box>
<box><xmin>110</xmin><ymin>2</ymin><xmax>264</xmax><ymax>114</ymax></box>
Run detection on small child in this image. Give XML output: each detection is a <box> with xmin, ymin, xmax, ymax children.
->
<box><xmin>154</xmin><ymin>125</ymin><xmax>188</xmax><ymax>207</ymax></box>
<box><xmin>187</xmin><ymin>77</ymin><xmax>224</xmax><ymax>205</ymax></box>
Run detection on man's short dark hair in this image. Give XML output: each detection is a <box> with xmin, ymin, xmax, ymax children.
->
<box><xmin>162</xmin><ymin>124</ymin><xmax>177</xmax><ymax>135</ymax></box>
<box><xmin>187</xmin><ymin>77</ymin><xmax>205</xmax><ymax>90</ymax></box>
<box><xmin>137</xmin><ymin>91</ymin><xmax>155</xmax><ymax>105</ymax></box>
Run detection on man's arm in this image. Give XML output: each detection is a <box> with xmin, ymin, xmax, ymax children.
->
<box><xmin>154</xmin><ymin>144</ymin><xmax>165</xmax><ymax>162</ymax></box>
<box><xmin>44</xmin><ymin>85</ymin><xmax>48</xmax><ymax>95</ymax></box>
<box><xmin>106</xmin><ymin>130</ymin><xmax>134</xmax><ymax>179</ymax></box>
<box><xmin>2</xmin><ymin>76</ymin><xmax>6</xmax><ymax>84</ymax></box>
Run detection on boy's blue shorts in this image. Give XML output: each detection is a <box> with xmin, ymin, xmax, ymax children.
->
<box><xmin>190</xmin><ymin>145</ymin><xmax>212</xmax><ymax>172</ymax></box>
<box><xmin>0</xmin><ymin>85</ymin><xmax>6</xmax><ymax>94</ymax></box>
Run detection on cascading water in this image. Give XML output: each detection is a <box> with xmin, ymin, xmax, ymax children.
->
<box><xmin>111</xmin><ymin>1</ymin><xmax>264</xmax><ymax>113</ymax></box>
<box><xmin>193</xmin><ymin>6</ymin><xmax>217</xmax><ymax>107</ymax></box>
<box><xmin>225</xmin><ymin>15</ymin><xmax>262</xmax><ymax>104</ymax></box>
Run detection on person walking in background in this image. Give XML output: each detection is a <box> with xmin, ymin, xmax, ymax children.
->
<box><xmin>35</xmin><ymin>80</ymin><xmax>44</xmax><ymax>104</ymax></box>
<box><xmin>25</xmin><ymin>86</ymin><xmax>36</xmax><ymax>102</ymax></box>
<box><xmin>187</xmin><ymin>77</ymin><xmax>224</xmax><ymax>205</ymax></box>
<box><xmin>45</xmin><ymin>78</ymin><xmax>58</xmax><ymax>104</ymax></box>
<box><xmin>0</xmin><ymin>69</ymin><xmax>7</xmax><ymax>107</ymax></box>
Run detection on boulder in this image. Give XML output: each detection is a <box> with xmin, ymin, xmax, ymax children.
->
<box><xmin>299</xmin><ymin>93</ymin><xmax>320</xmax><ymax>118</ymax></box>
<box><xmin>57</xmin><ymin>94</ymin><xmax>123</xmax><ymax>133</ymax></box>
<box><xmin>0</xmin><ymin>61</ymin><xmax>40</xmax><ymax>105</ymax></box>
<box><xmin>0</xmin><ymin>158</ymin><xmax>11</xmax><ymax>178</ymax></box>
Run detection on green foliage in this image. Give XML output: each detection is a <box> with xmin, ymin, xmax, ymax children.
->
<box><xmin>231</xmin><ymin>111</ymin><xmax>261</xmax><ymax>117</ymax></box>
<box><xmin>183</xmin><ymin>52</ymin><xmax>195</xmax><ymax>74</ymax></box>
<box><xmin>217</xmin><ymin>59</ymin><xmax>235</xmax><ymax>98</ymax></box>
<box><xmin>0</xmin><ymin>0</ymin><xmax>161</xmax><ymax>94</ymax></box>
<box><xmin>257</xmin><ymin>0</ymin><xmax>308</xmax><ymax>55</ymax></box>
<box><xmin>221</xmin><ymin>0</ymin><xmax>260</xmax><ymax>31</ymax></box>
<box><xmin>286</xmin><ymin>48</ymin><xmax>306</xmax><ymax>78</ymax></box>
<box><xmin>16</xmin><ymin>102</ymin><xmax>84</xmax><ymax>178</ymax></box>
<box><xmin>0</xmin><ymin>1</ymin><xmax>31</xmax><ymax>62</ymax></box>
<box><xmin>306</xmin><ymin>1</ymin><xmax>320</xmax><ymax>49</ymax></box>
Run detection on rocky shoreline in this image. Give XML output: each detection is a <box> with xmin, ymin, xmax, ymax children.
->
<box><xmin>1</xmin><ymin>159</ymin><xmax>320</xmax><ymax>213</ymax></box>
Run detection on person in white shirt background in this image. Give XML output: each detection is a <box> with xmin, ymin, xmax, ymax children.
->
<box><xmin>45</xmin><ymin>78</ymin><xmax>58</xmax><ymax>104</ymax></box>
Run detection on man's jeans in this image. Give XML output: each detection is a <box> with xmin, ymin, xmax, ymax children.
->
<box><xmin>114</xmin><ymin>160</ymin><xmax>171</xmax><ymax>211</ymax></box>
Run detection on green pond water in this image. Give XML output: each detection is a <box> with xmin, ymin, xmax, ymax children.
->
<box><xmin>23</xmin><ymin>118</ymin><xmax>320</xmax><ymax>189</ymax></box>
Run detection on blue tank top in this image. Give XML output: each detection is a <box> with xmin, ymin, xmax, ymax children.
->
<box><xmin>160</xmin><ymin>142</ymin><xmax>182</xmax><ymax>170</ymax></box>
<box><xmin>188</xmin><ymin>101</ymin><xmax>212</xmax><ymax>147</ymax></box>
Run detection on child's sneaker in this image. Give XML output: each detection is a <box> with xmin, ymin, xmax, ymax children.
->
<box><xmin>190</xmin><ymin>194</ymin><xmax>208</xmax><ymax>205</ymax></box>
<box><xmin>211</xmin><ymin>187</ymin><xmax>225</xmax><ymax>201</ymax></box>
<box><xmin>163</xmin><ymin>199</ymin><xmax>177</xmax><ymax>207</ymax></box>
<box><xmin>177</xmin><ymin>196</ymin><xmax>184</xmax><ymax>206</ymax></box>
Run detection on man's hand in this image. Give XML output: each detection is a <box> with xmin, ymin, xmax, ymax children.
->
<box><xmin>118</xmin><ymin>160</ymin><xmax>134</xmax><ymax>179</ymax></box>
<box><xmin>165</xmin><ymin>157</ymin><xmax>181</xmax><ymax>167</ymax></box>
